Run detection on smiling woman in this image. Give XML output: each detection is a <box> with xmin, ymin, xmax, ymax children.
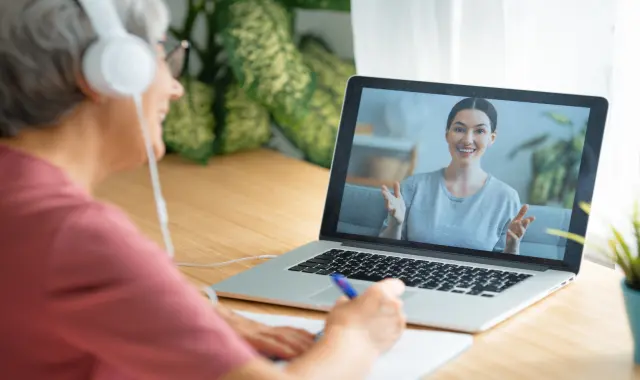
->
<box><xmin>379</xmin><ymin>97</ymin><xmax>536</xmax><ymax>254</ymax></box>
<box><xmin>446</xmin><ymin>97</ymin><xmax>498</xmax><ymax>165</ymax></box>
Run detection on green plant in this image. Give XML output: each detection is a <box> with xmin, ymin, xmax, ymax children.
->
<box><xmin>163</xmin><ymin>0</ymin><xmax>353</xmax><ymax>167</ymax></box>
<box><xmin>162</xmin><ymin>78</ymin><xmax>216</xmax><ymax>164</ymax></box>
<box><xmin>508</xmin><ymin>112</ymin><xmax>586</xmax><ymax>208</ymax></box>
<box><xmin>547</xmin><ymin>202</ymin><xmax>640</xmax><ymax>290</ymax></box>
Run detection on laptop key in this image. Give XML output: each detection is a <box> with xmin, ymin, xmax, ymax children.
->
<box><xmin>308</xmin><ymin>258</ymin><xmax>331</xmax><ymax>264</ymax></box>
<box><xmin>316</xmin><ymin>269</ymin><xmax>334</xmax><ymax>275</ymax></box>
<box><xmin>418</xmin><ymin>281</ymin><xmax>440</xmax><ymax>289</ymax></box>
<box><xmin>349</xmin><ymin>272</ymin><xmax>384</xmax><ymax>282</ymax></box>
<box><xmin>288</xmin><ymin>266</ymin><xmax>304</xmax><ymax>271</ymax></box>
<box><xmin>405</xmin><ymin>279</ymin><xmax>423</xmax><ymax>287</ymax></box>
<box><xmin>302</xmin><ymin>267</ymin><xmax>320</xmax><ymax>273</ymax></box>
<box><xmin>438</xmin><ymin>283</ymin><xmax>455</xmax><ymax>291</ymax></box>
<box><xmin>483</xmin><ymin>285</ymin><xmax>501</xmax><ymax>293</ymax></box>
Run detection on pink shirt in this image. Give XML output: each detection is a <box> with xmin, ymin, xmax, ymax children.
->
<box><xmin>0</xmin><ymin>145</ymin><xmax>258</xmax><ymax>379</ymax></box>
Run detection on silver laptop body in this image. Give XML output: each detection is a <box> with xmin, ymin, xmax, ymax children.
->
<box><xmin>211</xmin><ymin>76</ymin><xmax>609</xmax><ymax>333</ymax></box>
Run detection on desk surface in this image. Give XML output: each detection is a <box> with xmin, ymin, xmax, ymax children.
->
<box><xmin>95</xmin><ymin>149</ymin><xmax>640</xmax><ymax>380</ymax></box>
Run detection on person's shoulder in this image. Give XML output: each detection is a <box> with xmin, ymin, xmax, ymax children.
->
<box><xmin>57</xmin><ymin>200</ymin><xmax>141</xmax><ymax>244</ymax></box>
<box><xmin>402</xmin><ymin>169</ymin><xmax>442</xmax><ymax>187</ymax></box>
<box><xmin>50</xmin><ymin>199</ymin><xmax>168</xmax><ymax>274</ymax></box>
<box><xmin>486</xmin><ymin>176</ymin><xmax>520</xmax><ymax>203</ymax></box>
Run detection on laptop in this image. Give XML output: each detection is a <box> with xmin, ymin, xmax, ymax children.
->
<box><xmin>210</xmin><ymin>76</ymin><xmax>609</xmax><ymax>333</ymax></box>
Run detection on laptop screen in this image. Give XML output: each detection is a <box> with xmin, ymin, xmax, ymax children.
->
<box><xmin>336</xmin><ymin>87</ymin><xmax>593</xmax><ymax>262</ymax></box>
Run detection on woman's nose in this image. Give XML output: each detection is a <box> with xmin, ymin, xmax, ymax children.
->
<box><xmin>170</xmin><ymin>78</ymin><xmax>184</xmax><ymax>100</ymax></box>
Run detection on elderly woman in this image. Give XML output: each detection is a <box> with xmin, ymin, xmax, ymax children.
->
<box><xmin>0</xmin><ymin>1</ymin><xmax>406</xmax><ymax>379</ymax></box>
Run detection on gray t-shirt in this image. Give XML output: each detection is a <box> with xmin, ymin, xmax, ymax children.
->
<box><xmin>380</xmin><ymin>169</ymin><xmax>521</xmax><ymax>253</ymax></box>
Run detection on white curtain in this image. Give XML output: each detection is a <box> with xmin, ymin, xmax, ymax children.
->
<box><xmin>351</xmin><ymin>0</ymin><xmax>640</xmax><ymax>266</ymax></box>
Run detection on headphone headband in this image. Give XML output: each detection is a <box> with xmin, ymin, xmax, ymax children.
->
<box><xmin>76</xmin><ymin>0</ymin><xmax>127</xmax><ymax>38</ymax></box>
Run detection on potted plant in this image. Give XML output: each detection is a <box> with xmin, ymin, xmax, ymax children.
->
<box><xmin>163</xmin><ymin>0</ymin><xmax>355</xmax><ymax>167</ymax></box>
<box><xmin>547</xmin><ymin>202</ymin><xmax>640</xmax><ymax>364</ymax></box>
<box><xmin>508</xmin><ymin>112</ymin><xmax>587</xmax><ymax>209</ymax></box>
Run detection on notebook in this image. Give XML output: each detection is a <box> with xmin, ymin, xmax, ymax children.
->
<box><xmin>236</xmin><ymin>311</ymin><xmax>473</xmax><ymax>380</ymax></box>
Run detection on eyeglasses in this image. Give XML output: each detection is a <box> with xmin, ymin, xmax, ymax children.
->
<box><xmin>164</xmin><ymin>40</ymin><xmax>189</xmax><ymax>79</ymax></box>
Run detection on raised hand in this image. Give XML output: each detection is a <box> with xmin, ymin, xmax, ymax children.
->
<box><xmin>505</xmin><ymin>204</ymin><xmax>536</xmax><ymax>254</ymax></box>
<box><xmin>381</xmin><ymin>181</ymin><xmax>406</xmax><ymax>225</ymax></box>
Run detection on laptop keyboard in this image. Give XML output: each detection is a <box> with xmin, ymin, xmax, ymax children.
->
<box><xmin>287</xmin><ymin>249</ymin><xmax>533</xmax><ymax>297</ymax></box>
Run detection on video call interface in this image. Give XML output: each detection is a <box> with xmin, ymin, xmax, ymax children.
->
<box><xmin>337</xmin><ymin>88</ymin><xmax>592</xmax><ymax>261</ymax></box>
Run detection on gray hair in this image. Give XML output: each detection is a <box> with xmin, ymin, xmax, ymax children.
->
<box><xmin>0</xmin><ymin>0</ymin><xmax>170</xmax><ymax>138</ymax></box>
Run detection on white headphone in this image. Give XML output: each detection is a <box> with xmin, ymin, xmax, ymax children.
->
<box><xmin>77</xmin><ymin>0</ymin><xmax>175</xmax><ymax>258</ymax></box>
<box><xmin>77</xmin><ymin>0</ymin><xmax>157</xmax><ymax>97</ymax></box>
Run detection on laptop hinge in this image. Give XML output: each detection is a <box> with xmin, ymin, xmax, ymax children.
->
<box><xmin>341</xmin><ymin>240</ymin><xmax>550</xmax><ymax>272</ymax></box>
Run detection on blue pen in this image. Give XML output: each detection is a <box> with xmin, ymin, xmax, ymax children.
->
<box><xmin>315</xmin><ymin>273</ymin><xmax>359</xmax><ymax>341</ymax></box>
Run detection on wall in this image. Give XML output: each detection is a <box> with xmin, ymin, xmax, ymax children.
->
<box><xmin>354</xmin><ymin>88</ymin><xmax>591</xmax><ymax>204</ymax></box>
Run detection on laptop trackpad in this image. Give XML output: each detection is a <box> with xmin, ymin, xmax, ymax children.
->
<box><xmin>309</xmin><ymin>282</ymin><xmax>416</xmax><ymax>304</ymax></box>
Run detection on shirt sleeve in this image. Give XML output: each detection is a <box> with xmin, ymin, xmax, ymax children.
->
<box><xmin>46</xmin><ymin>202</ymin><xmax>258</xmax><ymax>380</ymax></box>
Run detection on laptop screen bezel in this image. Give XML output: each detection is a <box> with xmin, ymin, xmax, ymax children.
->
<box><xmin>319</xmin><ymin>75</ymin><xmax>609</xmax><ymax>274</ymax></box>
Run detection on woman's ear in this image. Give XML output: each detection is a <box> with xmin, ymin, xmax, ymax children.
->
<box><xmin>489</xmin><ymin>131</ymin><xmax>497</xmax><ymax>146</ymax></box>
<box><xmin>75</xmin><ymin>71</ymin><xmax>105</xmax><ymax>104</ymax></box>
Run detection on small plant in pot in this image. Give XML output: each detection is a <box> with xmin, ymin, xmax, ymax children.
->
<box><xmin>547</xmin><ymin>202</ymin><xmax>640</xmax><ymax>364</ymax></box>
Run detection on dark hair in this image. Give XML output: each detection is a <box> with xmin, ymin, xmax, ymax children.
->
<box><xmin>446</xmin><ymin>97</ymin><xmax>498</xmax><ymax>133</ymax></box>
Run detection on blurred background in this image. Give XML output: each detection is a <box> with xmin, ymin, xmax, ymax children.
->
<box><xmin>159</xmin><ymin>0</ymin><xmax>639</xmax><ymax>265</ymax></box>
<box><xmin>161</xmin><ymin>0</ymin><xmax>354</xmax><ymax>169</ymax></box>
<box><xmin>347</xmin><ymin>89</ymin><xmax>591</xmax><ymax>208</ymax></box>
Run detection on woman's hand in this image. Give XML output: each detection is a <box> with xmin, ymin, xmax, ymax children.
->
<box><xmin>505</xmin><ymin>204</ymin><xmax>536</xmax><ymax>254</ymax></box>
<box><xmin>323</xmin><ymin>278</ymin><xmax>407</xmax><ymax>356</ymax></box>
<box><xmin>381</xmin><ymin>182</ymin><xmax>406</xmax><ymax>225</ymax></box>
<box><xmin>215</xmin><ymin>303</ymin><xmax>315</xmax><ymax>360</ymax></box>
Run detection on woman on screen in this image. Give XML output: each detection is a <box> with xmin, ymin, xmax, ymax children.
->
<box><xmin>378</xmin><ymin>97</ymin><xmax>535</xmax><ymax>254</ymax></box>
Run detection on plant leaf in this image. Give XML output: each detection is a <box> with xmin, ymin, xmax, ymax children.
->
<box><xmin>300</xmin><ymin>36</ymin><xmax>356</xmax><ymax>111</ymax></box>
<box><xmin>218</xmin><ymin>0</ymin><xmax>316</xmax><ymax>125</ymax></box>
<box><xmin>273</xmin><ymin>85</ymin><xmax>341</xmax><ymax>168</ymax></box>
<box><xmin>629</xmin><ymin>202</ymin><xmax>640</xmax><ymax>283</ymax></box>
<box><xmin>544</xmin><ymin>111</ymin><xmax>574</xmax><ymax>126</ymax></box>
<box><xmin>610</xmin><ymin>238</ymin><xmax>635</xmax><ymax>284</ymax></box>
<box><xmin>634</xmin><ymin>200</ymin><xmax>640</xmax><ymax>264</ymax></box>
<box><xmin>578</xmin><ymin>201</ymin><xmax>591</xmax><ymax>215</ymax></box>
<box><xmin>278</xmin><ymin>0</ymin><xmax>351</xmax><ymax>11</ymax></box>
<box><xmin>546</xmin><ymin>228</ymin><xmax>586</xmax><ymax>245</ymax></box>
<box><xmin>612</xmin><ymin>227</ymin><xmax>633</xmax><ymax>263</ymax></box>
<box><xmin>507</xmin><ymin>134</ymin><xmax>550</xmax><ymax>159</ymax></box>
<box><xmin>546</xmin><ymin>228</ymin><xmax>611</xmax><ymax>259</ymax></box>
<box><xmin>215</xmin><ymin>80</ymin><xmax>272</xmax><ymax>155</ymax></box>
<box><xmin>163</xmin><ymin>77</ymin><xmax>216</xmax><ymax>165</ymax></box>
<box><xmin>299</xmin><ymin>34</ymin><xmax>335</xmax><ymax>54</ymax></box>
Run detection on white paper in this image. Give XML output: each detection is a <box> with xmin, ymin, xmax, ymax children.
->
<box><xmin>237</xmin><ymin>311</ymin><xmax>473</xmax><ymax>380</ymax></box>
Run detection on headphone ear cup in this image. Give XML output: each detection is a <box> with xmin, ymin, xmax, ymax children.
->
<box><xmin>82</xmin><ymin>35</ymin><xmax>156</xmax><ymax>97</ymax></box>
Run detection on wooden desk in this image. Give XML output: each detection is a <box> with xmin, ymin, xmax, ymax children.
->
<box><xmin>95</xmin><ymin>149</ymin><xmax>640</xmax><ymax>380</ymax></box>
